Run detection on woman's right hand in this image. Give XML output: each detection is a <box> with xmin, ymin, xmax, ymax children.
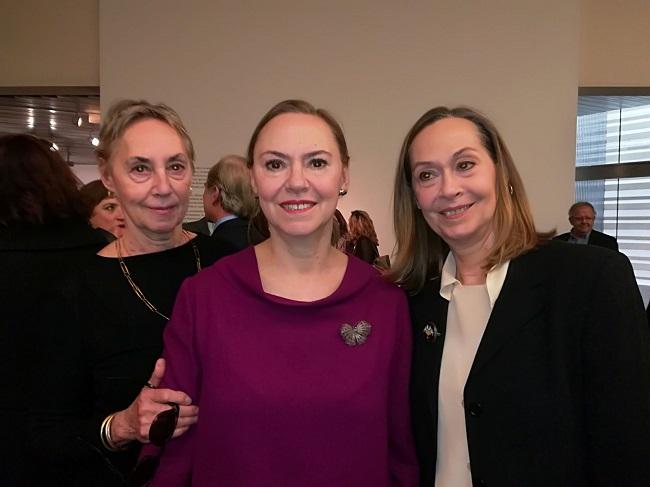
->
<box><xmin>108</xmin><ymin>358</ymin><xmax>199</xmax><ymax>447</ymax></box>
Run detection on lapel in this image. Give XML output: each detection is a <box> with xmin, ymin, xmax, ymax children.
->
<box><xmin>412</xmin><ymin>277</ymin><xmax>449</xmax><ymax>419</ymax></box>
<box><xmin>468</xmin><ymin>249</ymin><xmax>548</xmax><ymax>378</ymax></box>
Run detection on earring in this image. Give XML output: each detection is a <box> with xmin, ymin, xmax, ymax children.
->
<box><xmin>508</xmin><ymin>184</ymin><xmax>514</xmax><ymax>196</ymax></box>
<box><xmin>338</xmin><ymin>188</ymin><xmax>348</xmax><ymax>196</ymax></box>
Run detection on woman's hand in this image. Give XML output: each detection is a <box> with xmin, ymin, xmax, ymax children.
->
<box><xmin>109</xmin><ymin>358</ymin><xmax>199</xmax><ymax>446</ymax></box>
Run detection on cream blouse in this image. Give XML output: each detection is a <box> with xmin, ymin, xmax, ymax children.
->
<box><xmin>435</xmin><ymin>253</ymin><xmax>509</xmax><ymax>487</ymax></box>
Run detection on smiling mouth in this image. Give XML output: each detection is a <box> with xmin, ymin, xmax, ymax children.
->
<box><xmin>280</xmin><ymin>202</ymin><xmax>316</xmax><ymax>211</ymax></box>
<box><xmin>440</xmin><ymin>204</ymin><xmax>473</xmax><ymax>217</ymax></box>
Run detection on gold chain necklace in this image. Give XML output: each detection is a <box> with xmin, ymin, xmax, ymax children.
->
<box><xmin>116</xmin><ymin>232</ymin><xmax>201</xmax><ymax>321</ymax></box>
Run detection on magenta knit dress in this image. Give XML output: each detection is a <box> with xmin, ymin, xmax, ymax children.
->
<box><xmin>148</xmin><ymin>247</ymin><xmax>418</xmax><ymax>486</ymax></box>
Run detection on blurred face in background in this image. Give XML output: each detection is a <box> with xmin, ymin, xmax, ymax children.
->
<box><xmin>569</xmin><ymin>205</ymin><xmax>595</xmax><ymax>238</ymax></box>
<box><xmin>89</xmin><ymin>196</ymin><xmax>125</xmax><ymax>237</ymax></box>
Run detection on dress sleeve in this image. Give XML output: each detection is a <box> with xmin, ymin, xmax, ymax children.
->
<box><xmin>582</xmin><ymin>251</ymin><xmax>650</xmax><ymax>485</ymax></box>
<box><xmin>29</xmin><ymin>279</ymin><xmax>133</xmax><ymax>483</ymax></box>
<box><xmin>388</xmin><ymin>292</ymin><xmax>419</xmax><ymax>486</ymax></box>
<box><xmin>147</xmin><ymin>278</ymin><xmax>202</xmax><ymax>486</ymax></box>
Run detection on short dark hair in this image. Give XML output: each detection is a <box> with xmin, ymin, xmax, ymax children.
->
<box><xmin>80</xmin><ymin>180</ymin><xmax>111</xmax><ymax>214</ymax></box>
<box><xmin>0</xmin><ymin>134</ymin><xmax>88</xmax><ymax>226</ymax></box>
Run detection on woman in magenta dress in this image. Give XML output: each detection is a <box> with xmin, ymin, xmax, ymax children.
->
<box><xmin>146</xmin><ymin>100</ymin><xmax>418</xmax><ymax>486</ymax></box>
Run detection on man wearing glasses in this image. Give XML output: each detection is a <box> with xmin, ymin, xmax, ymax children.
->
<box><xmin>554</xmin><ymin>201</ymin><xmax>619</xmax><ymax>251</ymax></box>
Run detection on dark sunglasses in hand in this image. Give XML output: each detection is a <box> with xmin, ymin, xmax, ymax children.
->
<box><xmin>129</xmin><ymin>402</ymin><xmax>179</xmax><ymax>486</ymax></box>
<box><xmin>149</xmin><ymin>402</ymin><xmax>179</xmax><ymax>447</ymax></box>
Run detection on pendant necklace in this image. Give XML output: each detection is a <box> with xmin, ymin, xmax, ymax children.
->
<box><xmin>116</xmin><ymin>231</ymin><xmax>201</xmax><ymax>320</ymax></box>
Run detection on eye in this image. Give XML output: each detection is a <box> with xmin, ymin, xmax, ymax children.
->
<box><xmin>132</xmin><ymin>164</ymin><xmax>149</xmax><ymax>173</ymax></box>
<box><xmin>169</xmin><ymin>162</ymin><xmax>184</xmax><ymax>171</ymax></box>
<box><xmin>457</xmin><ymin>160</ymin><xmax>475</xmax><ymax>171</ymax></box>
<box><xmin>416</xmin><ymin>170</ymin><xmax>435</xmax><ymax>182</ymax></box>
<box><xmin>104</xmin><ymin>203</ymin><xmax>116</xmax><ymax>212</ymax></box>
<box><xmin>264</xmin><ymin>158</ymin><xmax>284</xmax><ymax>171</ymax></box>
<box><xmin>309</xmin><ymin>157</ymin><xmax>328</xmax><ymax>169</ymax></box>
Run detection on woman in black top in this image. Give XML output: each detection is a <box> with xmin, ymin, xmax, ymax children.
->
<box><xmin>30</xmin><ymin>100</ymin><xmax>232</xmax><ymax>486</ymax></box>
<box><xmin>348</xmin><ymin>209</ymin><xmax>380</xmax><ymax>264</ymax></box>
<box><xmin>0</xmin><ymin>134</ymin><xmax>108</xmax><ymax>487</ymax></box>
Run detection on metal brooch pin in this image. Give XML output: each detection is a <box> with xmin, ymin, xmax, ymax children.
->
<box><xmin>340</xmin><ymin>320</ymin><xmax>372</xmax><ymax>346</ymax></box>
<box><xmin>423</xmin><ymin>322</ymin><xmax>441</xmax><ymax>343</ymax></box>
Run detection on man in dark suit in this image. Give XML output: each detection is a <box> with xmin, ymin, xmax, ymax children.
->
<box><xmin>553</xmin><ymin>201</ymin><xmax>618</xmax><ymax>251</ymax></box>
<box><xmin>183</xmin><ymin>169</ymin><xmax>220</xmax><ymax>236</ymax></box>
<box><xmin>201</xmin><ymin>155</ymin><xmax>263</xmax><ymax>250</ymax></box>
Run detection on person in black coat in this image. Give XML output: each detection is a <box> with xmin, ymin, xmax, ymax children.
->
<box><xmin>553</xmin><ymin>201</ymin><xmax>618</xmax><ymax>251</ymax></box>
<box><xmin>0</xmin><ymin>134</ymin><xmax>108</xmax><ymax>486</ymax></box>
<box><xmin>389</xmin><ymin>106</ymin><xmax>650</xmax><ymax>487</ymax></box>
<box><xmin>206</xmin><ymin>154</ymin><xmax>264</xmax><ymax>250</ymax></box>
<box><xmin>348</xmin><ymin>209</ymin><xmax>380</xmax><ymax>264</ymax></box>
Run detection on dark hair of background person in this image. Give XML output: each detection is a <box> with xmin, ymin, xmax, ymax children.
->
<box><xmin>79</xmin><ymin>179</ymin><xmax>111</xmax><ymax>214</ymax></box>
<box><xmin>349</xmin><ymin>209</ymin><xmax>379</xmax><ymax>246</ymax></box>
<box><xmin>332</xmin><ymin>209</ymin><xmax>349</xmax><ymax>246</ymax></box>
<box><xmin>0</xmin><ymin>134</ymin><xmax>89</xmax><ymax>227</ymax></box>
<box><xmin>246</xmin><ymin>99</ymin><xmax>350</xmax><ymax>239</ymax></box>
<box><xmin>389</xmin><ymin>106</ymin><xmax>553</xmax><ymax>293</ymax></box>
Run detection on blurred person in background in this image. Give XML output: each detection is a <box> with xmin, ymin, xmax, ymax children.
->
<box><xmin>207</xmin><ymin>154</ymin><xmax>264</xmax><ymax>250</ymax></box>
<box><xmin>0</xmin><ymin>134</ymin><xmax>107</xmax><ymax>486</ymax></box>
<box><xmin>80</xmin><ymin>179</ymin><xmax>125</xmax><ymax>240</ymax></box>
<box><xmin>348</xmin><ymin>209</ymin><xmax>380</xmax><ymax>264</ymax></box>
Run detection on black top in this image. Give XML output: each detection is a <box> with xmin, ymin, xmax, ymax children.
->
<box><xmin>211</xmin><ymin>216</ymin><xmax>265</xmax><ymax>251</ymax></box>
<box><xmin>409</xmin><ymin>241</ymin><xmax>650</xmax><ymax>486</ymax></box>
<box><xmin>351</xmin><ymin>235</ymin><xmax>379</xmax><ymax>265</ymax></box>
<box><xmin>1</xmin><ymin>219</ymin><xmax>107</xmax><ymax>487</ymax></box>
<box><xmin>29</xmin><ymin>234</ymin><xmax>231</xmax><ymax>486</ymax></box>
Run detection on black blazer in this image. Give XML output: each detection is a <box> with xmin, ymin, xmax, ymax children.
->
<box><xmin>211</xmin><ymin>217</ymin><xmax>264</xmax><ymax>251</ymax></box>
<box><xmin>553</xmin><ymin>229</ymin><xmax>619</xmax><ymax>251</ymax></box>
<box><xmin>183</xmin><ymin>217</ymin><xmax>211</xmax><ymax>236</ymax></box>
<box><xmin>409</xmin><ymin>241</ymin><xmax>650</xmax><ymax>487</ymax></box>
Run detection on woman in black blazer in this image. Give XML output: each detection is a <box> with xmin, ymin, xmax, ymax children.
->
<box><xmin>389</xmin><ymin>106</ymin><xmax>650</xmax><ymax>487</ymax></box>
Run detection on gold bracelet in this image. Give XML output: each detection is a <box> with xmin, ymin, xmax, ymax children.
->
<box><xmin>100</xmin><ymin>413</ymin><xmax>126</xmax><ymax>452</ymax></box>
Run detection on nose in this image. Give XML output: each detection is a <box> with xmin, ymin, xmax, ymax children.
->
<box><xmin>439</xmin><ymin>171</ymin><xmax>461</xmax><ymax>199</ymax></box>
<box><xmin>152</xmin><ymin>167</ymin><xmax>172</xmax><ymax>196</ymax></box>
<box><xmin>114</xmin><ymin>205</ymin><xmax>125</xmax><ymax>222</ymax></box>
<box><xmin>286</xmin><ymin>162</ymin><xmax>308</xmax><ymax>193</ymax></box>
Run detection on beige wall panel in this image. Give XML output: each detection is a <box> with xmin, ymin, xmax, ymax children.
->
<box><xmin>101</xmin><ymin>0</ymin><xmax>579</xmax><ymax>254</ymax></box>
<box><xmin>0</xmin><ymin>0</ymin><xmax>99</xmax><ymax>86</ymax></box>
<box><xmin>580</xmin><ymin>0</ymin><xmax>650</xmax><ymax>86</ymax></box>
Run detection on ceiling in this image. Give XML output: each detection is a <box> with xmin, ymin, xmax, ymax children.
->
<box><xmin>0</xmin><ymin>94</ymin><xmax>101</xmax><ymax>165</ymax></box>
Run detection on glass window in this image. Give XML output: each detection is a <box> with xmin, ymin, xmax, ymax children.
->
<box><xmin>576</xmin><ymin>92</ymin><xmax>650</xmax><ymax>305</ymax></box>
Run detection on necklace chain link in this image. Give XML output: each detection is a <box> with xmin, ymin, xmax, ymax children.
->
<box><xmin>116</xmin><ymin>232</ymin><xmax>201</xmax><ymax>321</ymax></box>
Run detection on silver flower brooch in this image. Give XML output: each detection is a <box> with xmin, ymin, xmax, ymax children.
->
<box><xmin>340</xmin><ymin>320</ymin><xmax>372</xmax><ymax>346</ymax></box>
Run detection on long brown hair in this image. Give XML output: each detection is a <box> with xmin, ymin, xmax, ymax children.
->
<box><xmin>389</xmin><ymin>106</ymin><xmax>550</xmax><ymax>293</ymax></box>
<box><xmin>349</xmin><ymin>210</ymin><xmax>379</xmax><ymax>246</ymax></box>
<box><xmin>0</xmin><ymin>134</ymin><xmax>88</xmax><ymax>226</ymax></box>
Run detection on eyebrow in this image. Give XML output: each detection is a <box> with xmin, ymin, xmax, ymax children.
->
<box><xmin>259</xmin><ymin>149</ymin><xmax>332</xmax><ymax>159</ymax></box>
<box><xmin>126</xmin><ymin>153</ymin><xmax>187</xmax><ymax>163</ymax></box>
<box><xmin>411</xmin><ymin>146</ymin><xmax>478</xmax><ymax>167</ymax></box>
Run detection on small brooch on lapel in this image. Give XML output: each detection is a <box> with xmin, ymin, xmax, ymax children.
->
<box><xmin>423</xmin><ymin>322</ymin><xmax>441</xmax><ymax>343</ymax></box>
<box><xmin>340</xmin><ymin>321</ymin><xmax>372</xmax><ymax>346</ymax></box>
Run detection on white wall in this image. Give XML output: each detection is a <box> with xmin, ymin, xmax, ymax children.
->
<box><xmin>0</xmin><ymin>0</ymin><xmax>99</xmax><ymax>86</ymax></box>
<box><xmin>100</xmin><ymin>0</ymin><xmax>579</xmax><ymax>254</ymax></box>
<box><xmin>580</xmin><ymin>0</ymin><xmax>650</xmax><ymax>86</ymax></box>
